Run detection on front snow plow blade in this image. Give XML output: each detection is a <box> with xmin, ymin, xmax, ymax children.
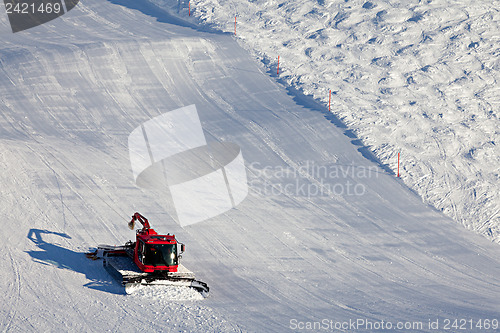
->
<box><xmin>123</xmin><ymin>276</ymin><xmax>210</xmax><ymax>295</ymax></box>
<box><xmin>104</xmin><ymin>254</ymin><xmax>209</xmax><ymax>295</ymax></box>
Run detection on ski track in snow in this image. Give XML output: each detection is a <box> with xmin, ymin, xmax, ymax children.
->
<box><xmin>0</xmin><ymin>0</ymin><xmax>499</xmax><ymax>332</ymax></box>
<box><xmin>150</xmin><ymin>0</ymin><xmax>500</xmax><ymax>243</ymax></box>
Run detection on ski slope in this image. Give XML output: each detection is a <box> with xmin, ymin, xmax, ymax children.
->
<box><xmin>154</xmin><ymin>0</ymin><xmax>500</xmax><ymax>243</ymax></box>
<box><xmin>0</xmin><ymin>0</ymin><xmax>499</xmax><ymax>332</ymax></box>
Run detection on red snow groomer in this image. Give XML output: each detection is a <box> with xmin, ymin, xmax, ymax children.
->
<box><xmin>86</xmin><ymin>212</ymin><xmax>209</xmax><ymax>295</ymax></box>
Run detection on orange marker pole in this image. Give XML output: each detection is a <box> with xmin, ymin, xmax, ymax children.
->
<box><xmin>397</xmin><ymin>152</ymin><xmax>400</xmax><ymax>177</ymax></box>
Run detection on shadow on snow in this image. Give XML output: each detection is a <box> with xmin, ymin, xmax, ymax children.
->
<box><xmin>106</xmin><ymin>0</ymin><xmax>226</xmax><ymax>35</ymax></box>
<box><xmin>26</xmin><ymin>228</ymin><xmax>125</xmax><ymax>295</ymax></box>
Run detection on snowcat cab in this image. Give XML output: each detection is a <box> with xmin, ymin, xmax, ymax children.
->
<box><xmin>129</xmin><ymin>212</ymin><xmax>186</xmax><ymax>273</ymax></box>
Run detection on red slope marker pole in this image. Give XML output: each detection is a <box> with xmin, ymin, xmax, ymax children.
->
<box><xmin>277</xmin><ymin>56</ymin><xmax>280</xmax><ymax>76</ymax></box>
<box><xmin>189</xmin><ymin>2</ymin><xmax>191</xmax><ymax>16</ymax></box>
<box><xmin>329</xmin><ymin>90</ymin><xmax>331</xmax><ymax>112</ymax></box>
<box><xmin>234</xmin><ymin>16</ymin><xmax>237</xmax><ymax>35</ymax></box>
<box><xmin>397</xmin><ymin>152</ymin><xmax>400</xmax><ymax>177</ymax></box>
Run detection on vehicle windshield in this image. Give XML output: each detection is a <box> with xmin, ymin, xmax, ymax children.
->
<box><xmin>145</xmin><ymin>243</ymin><xmax>177</xmax><ymax>266</ymax></box>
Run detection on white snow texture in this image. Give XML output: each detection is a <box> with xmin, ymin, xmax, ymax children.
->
<box><xmin>154</xmin><ymin>0</ymin><xmax>500</xmax><ymax>242</ymax></box>
<box><xmin>0</xmin><ymin>0</ymin><xmax>499</xmax><ymax>332</ymax></box>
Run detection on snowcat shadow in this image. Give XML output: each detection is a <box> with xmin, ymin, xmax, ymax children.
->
<box><xmin>26</xmin><ymin>229</ymin><xmax>125</xmax><ymax>295</ymax></box>
<box><xmin>106</xmin><ymin>0</ymin><xmax>226</xmax><ymax>35</ymax></box>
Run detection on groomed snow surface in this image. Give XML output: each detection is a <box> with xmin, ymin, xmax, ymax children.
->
<box><xmin>127</xmin><ymin>285</ymin><xmax>205</xmax><ymax>300</ymax></box>
<box><xmin>0</xmin><ymin>0</ymin><xmax>499</xmax><ymax>332</ymax></box>
<box><xmin>153</xmin><ymin>0</ymin><xmax>500</xmax><ymax>243</ymax></box>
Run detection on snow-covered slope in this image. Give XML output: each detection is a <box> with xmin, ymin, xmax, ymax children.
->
<box><xmin>0</xmin><ymin>0</ymin><xmax>499</xmax><ymax>332</ymax></box>
<box><xmin>152</xmin><ymin>0</ymin><xmax>500</xmax><ymax>243</ymax></box>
